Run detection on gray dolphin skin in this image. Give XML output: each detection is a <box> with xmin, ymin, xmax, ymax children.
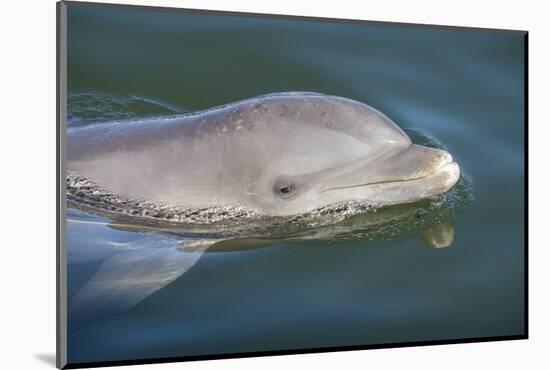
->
<box><xmin>68</xmin><ymin>92</ymin><xmax>460</xmax><ymax>216</ymax></box>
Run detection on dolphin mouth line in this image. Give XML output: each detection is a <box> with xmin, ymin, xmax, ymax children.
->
<box><xmin>320</xmin><ymin>159</ymin><xmax>457</xmax><ymax>193</ymax></box>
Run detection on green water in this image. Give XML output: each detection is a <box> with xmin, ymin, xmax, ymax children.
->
<box><xmin>65</xmin><ymin>3</ymin><xmax>526</xmax><ymax>365</ymax></box>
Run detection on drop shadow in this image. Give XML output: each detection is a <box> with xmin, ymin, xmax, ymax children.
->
<box><xmin>34</xmin><ymin>353</ymin><xmax>56</xmax><ymax>367</ymax></box>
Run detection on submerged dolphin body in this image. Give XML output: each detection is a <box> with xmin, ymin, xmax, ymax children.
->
<box><xmin>68</xmin><ymin>201</ymin><xmax>458</xmax><ymax>325</ymax></box>
<box><xmin>68</xmin><ymin>92</ymin><xmax>460</xmax><ymax>216</ymax></box>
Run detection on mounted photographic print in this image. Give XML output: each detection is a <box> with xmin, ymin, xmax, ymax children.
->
<box><xmin>56</xmin><ymin>1</ymin><xmax>528</xmax><ymax>368</ymax></box>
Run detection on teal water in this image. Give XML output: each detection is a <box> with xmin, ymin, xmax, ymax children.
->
<box><xmin>65</xmin><ymin>3</ymin><xmax>525</xmax><ymax>365</ymax></box>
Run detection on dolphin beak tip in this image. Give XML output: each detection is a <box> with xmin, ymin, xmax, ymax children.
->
<box><xmin>442</xmin><ymin>161</ymin><xmax>461</xmax><ymax>190</ymax></box>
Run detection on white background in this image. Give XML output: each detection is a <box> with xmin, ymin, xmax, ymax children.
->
<box><xmin>1</xmin><ymin>0</ymin><xmax>546</xmax><ymax>369</ymax></box>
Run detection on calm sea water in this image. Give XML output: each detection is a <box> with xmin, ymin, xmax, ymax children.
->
<box><xmin>65</xmin><ymin>4</ymin><xmax>525</xmax><ymax>365</ymax></box>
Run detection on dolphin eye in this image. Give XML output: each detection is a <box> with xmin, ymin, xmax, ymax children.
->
<box><xmin>279</xmin><ymin>185</ymin><xmax>293</xmax><ymax>194</ymax></box>
<box><xmin>273</xmin><ymin>181</ymin><xmax>296</xmax><ymax>199</ymax></box>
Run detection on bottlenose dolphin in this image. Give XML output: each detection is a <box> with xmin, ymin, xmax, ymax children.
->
<box><xmin>68</xmin><ymin>92</ymin><xmax>460</xmax><ymax>216</ymax></box>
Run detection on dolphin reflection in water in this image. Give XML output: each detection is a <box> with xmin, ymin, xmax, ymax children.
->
<box><xmin>67</xmin><ymin>190</ymin><xmax>468</xmax><ymax>326</ymax></box>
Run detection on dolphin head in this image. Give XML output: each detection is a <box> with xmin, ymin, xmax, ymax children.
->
<box><xmin>231</xmin><ymin>93</ymin><xmax>460</xmax><ymax>216</ymax></box>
